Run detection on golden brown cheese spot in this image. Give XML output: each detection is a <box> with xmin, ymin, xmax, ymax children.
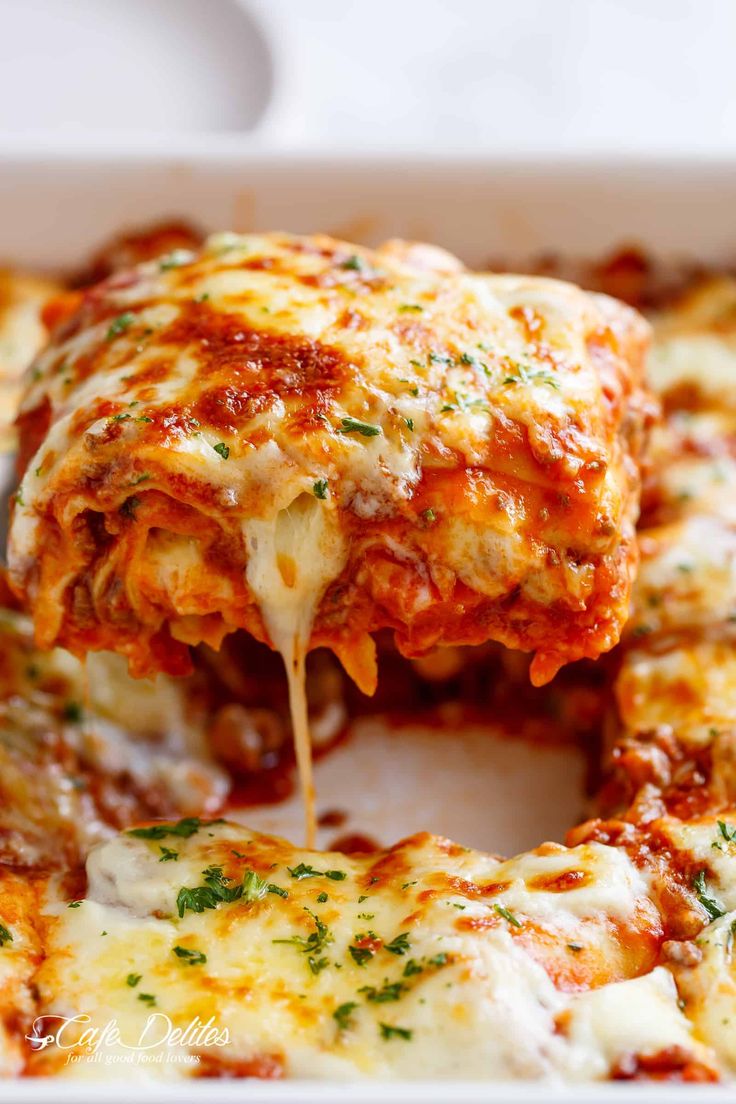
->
<box><xmin>528</xmin><ymin>869</ymin><xmax>591</xmax><ymax>893</ymax></box>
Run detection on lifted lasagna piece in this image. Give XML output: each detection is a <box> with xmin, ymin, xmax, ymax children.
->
<box><xmin>9</xmin><ymin>231</ymin><xmax>651</xmax><ymax>687</ymax></box>
<box><xmin>8</xmin><ymin>233</ymin><xmax>651</xmax><ymax>841</ymax></box>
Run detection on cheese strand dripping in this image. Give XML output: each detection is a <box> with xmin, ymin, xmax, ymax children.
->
<box><xmin>243</xmin><ymin>494</ymin><xmax>347</xmax><ymax>847</ymax></box>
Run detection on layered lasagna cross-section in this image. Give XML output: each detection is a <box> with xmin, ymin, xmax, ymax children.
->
<box><xmin>9</xmin><ymin>232</ymin><xmax>651</xmax><ymax>689</ymax></box>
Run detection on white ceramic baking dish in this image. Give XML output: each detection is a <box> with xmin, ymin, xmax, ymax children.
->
<box><xmin>2</xmin><ymin>151</ymin><xmax>736</xmax><ymax>1104</ymax></box>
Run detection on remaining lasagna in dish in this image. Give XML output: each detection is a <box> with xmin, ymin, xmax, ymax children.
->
<box><xmin>6</xmin><ymin>816</ymin><xmax>720</xmax><ymax>1082</ymax></box>
<box><xmin>0</xmin><ymin>268</ymin><xmax>60</xmax><ymax>452</ymax></box>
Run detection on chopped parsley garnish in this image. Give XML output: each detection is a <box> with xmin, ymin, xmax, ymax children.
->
<box><xmin>308</xmin><ymin>955</ymin><xmax>329</xmax><ymax>975</ymax></box>
<box><xmin>401</xmin><ymin>881</ymin><xmax>417</xmax><ymax>891</ymax></box>
<box><xmin>173</xmin><ymin>945</ymin><xmax>207</xmax><ymax>966</ymax></box>
<box><xmin>384</xmin><ymin>932</ymin><xmax>411</xmax><ymax>956</ymax></box>
<box><xmin>288</xmin><ymin>863</ymin><xmax>323</xmax><ymax>880</ymax></box>
<box><xmin>348</xmin><ymin>945</ymin><xmax>374</xmax><ymax>966</ymax></box>
<box><xmin>273</xmin><ymin>908</ymin><xmax>333</xmax><ymax>959</ymax></box>
<box><xmin>213</xmin><ymin>441</ymin><xmax>230</xmax><ymax>459</ymax></box>
<box><xmin>405</xmin><ymin>418</ymin><xmax>414</xmax><ymax>431</ymax></box>
<box><xmin>341</xmin><ymin>255</ymin><xmax>365</xmax><ymax>272</ymax></box>
<box><xmin>399</xmin><ymin>952</ymin><xmax>450</xmax><ymax>979</ymax></box>
<box><xmin>120</xmin><ymin>496</ymin><xmax>141</xmax><ymax>519</ymax></box>
<box><xmin>241</xmin><ymin>869</ymin><xmax>269</xmax><ymax>902</ymax></box>
<box><xmin>126</xmin><ymin>973</ymin><xmax>141</xmax><ymax>987</ymax></box>
<box><xmin>288</xmin><ymin>863</ymin><xmax>346</xmax><ymax>881</ymax></box>
<box><xmin>68</xmin><ymin>900</ymin><xmax>82</xmax><ymax>909</ymax></box>
<box><xmin>357</xmin><ymin>895</ymin><xmax>368</xmax><ymax>903</ymax></box>
<box><xmin>379</xmin><ymin>1023</ymin><xmax>412</xmax><ymax>1041</ymax></box>
<box><xmin>127</xmin><ymin>816</ymin><xmax>223</xmax><ymax>841</ymax></box>
<box><xmin>428</xmin><ymin>952</ymin><xmax>448</xmax><ymax>967</ymax></box>
<box><xmin>137</xmin><ymin>993</ymin><xmax>156</xmax><ymax>1007</ymax></box>
<box><xmin>726</xmin><ymin>920</ymin><xmax>736</xmax><ymax>960</ymax></box>
<box><xmin>313</xmin><ymin>479</ymin><xmax>328</xmax><ymax>500</ymax></box>
<box><xmin>398</xmin><ymin>303</ymin><xmax>423</xmax><ymax>312</ymax></box>
<box><xmin>159</xmin><ymin>249</ymin><xmax>193</xmax><ymax>271</ymax></box>
<box><xmin>176</xmin><ymin>864</ymin><xmax>286</xmax><ymax>917</ymax></box>
<box><xmin>718</xmin><ymin>821</ymin><xmax>736</xmax><ymax>844</ymax></box>
<box><xmin>106</xmin><ymin>312</ymin><xmax>135</xmax><ymax>340</ymax></box>
<box><xmin>131</xmin><ymin>473</ymin><xmax>151</xmax><ymax>486</ymax></box>
<box><xmin>421</xmin><ymin>508</ymin><xmax>436</xmax><ymax>524</ymax></box>
<box><xmin>333</xmin><ymin>1001</ymin><xmax>358</xmax><ymax>1031</ymax></box>
<box><xmin>176</xmin><ymin>866</ymin><xmax>240</xmax><ymax>916</ymax></box>
<box><xmin>494</xmin><ymin>904</ymin><xmax>522</xmax><ymax>928</ymax></box>
<box><xmin>0</xmin><ymin>923</ymin><xmax>13</xmax><ymax>947</ymax></box>
<box><xmin>359</xmin><ymin>981</ymin><xmax>406</xmax><ymax>1003</ymax></box>
<box><xmin>111</xmin><ymin>412</ymin><xmax>132</xmax><ymax>422</ymax></box>
<box><xmin>195</xmin><ymin>292</ymin><xmax>210</xmax><ymax>303</ymax></box>
<box><xmin>159</xmin><ymin>846</ymin><xmax>179</xmax><ymax>862</ymax></box>
<box><xmin>567</xmin><ymin>942</ymin><xmax>583</xmax><ymax>953</ymax></box>
<box><xmin>137</xmin><ymin>415</ymin><xmax>153</xmax><ymax>423</ymax></box>
<box><xmin>317</xmin><ymin>892</ymin><xmax>328</xmax><ymax>903</ymax></box>
<box><xmin>338</xmin><ymin>417</ymin><xmax>382</xmax><ymax>438</ymax></box>
<box><xmin>428</xmin><ymin>351</ymin><xmax>452</xmax><ymax>365</ymax></box>
<box><xmin>502</xmin><ymin>362</ymin><xmax>560</xmax><ymax>390</ymax></box>
<box><xmin>693</xmin><ymin>870</ymin><xmax>726</xmax><ymax>921</ymax></box>
<box><xmin>62</xmin><ymin>700</ymin><xmax>83</xmax><ymax>724</ymax></box>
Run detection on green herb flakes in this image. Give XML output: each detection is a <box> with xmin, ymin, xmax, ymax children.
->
<box><xmin>693</xmin><ymin>870</ymin><xmax>726</xmax><ymax>921</ymax></box>
<box><xmin>494</xmin><ymin>904</ymin><xmax>522</xmax><ymax>928</ymax></box>
<box><xmin>127</xmin><ymin>816</ymin><xmax>224</xmax><ymax>841</ymax></box>
<box><xmin>333</xmin><ymin>1001</ymin><xmax>358</xmax><ymax>1031</ymax></box>
<box><xmin>173</xmin><ymin>945</ymin><xmax>207</xmax><ymax>966</ymax></box>
<box><xmin>338</xmin><ymin>417</ymin><xmax>381</xmax><ymax>438</ymax></box>
<box><xmin>379</xmin><ymin>1023</ymin><xmax>412</xmax><ymax>1041</ymax></box>
<box><xmin>106</xmin><ymin>312</ymin><xmax>135</xmax><ymax>340</ymax></box>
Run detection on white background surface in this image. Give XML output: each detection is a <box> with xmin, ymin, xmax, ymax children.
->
<box><xmin>1</xmin><ymin>0</ymin><xmax>736</xmax><ymax>154</ymax></box>
<box><xmin>258</xmin><ymin>0</ymin><xmax>736</xmax><ymax>154</ymax></box>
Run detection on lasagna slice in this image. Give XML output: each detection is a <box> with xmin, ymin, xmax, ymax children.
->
<box><xmin>8</xmin><ymin>233</ymin><xmax>651</xmax><ymax>839</ymax></box>
<box><xmin>572</xmin><ymin>275</ymin><xmax>736</xmax><ymax>1079</ymax></box>
<box><xmin>19</xmin><ymin>817</ymin><xmax>716</xmax><ymax>1082</ymax></box>
<box><xmin>8</xmin><ymin>231</ymin><xmax>652</xmax><ymax>687</ymax></box>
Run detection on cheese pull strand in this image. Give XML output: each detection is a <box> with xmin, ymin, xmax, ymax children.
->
<box><xmin>243</xmin><ymin>496</ymin><xmax>348</xmax><ymax>847</ymax></box>
<box><xmin>283</xmin><ymin>636</ymin><xmax>316</xmax><ymax>848</ymax></box>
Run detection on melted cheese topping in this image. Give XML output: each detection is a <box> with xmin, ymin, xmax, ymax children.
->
<box><xmin>22</xmin><ymin>819</ymin><xmax>715</xmax><ymax>1082</ymax></box>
